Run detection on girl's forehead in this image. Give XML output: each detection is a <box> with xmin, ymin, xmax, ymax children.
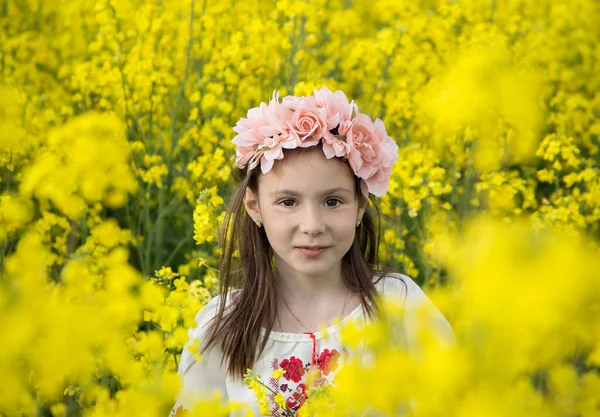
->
<box><xmin>260</xmin><ymin>151</ymin><xmax>355</xmax><ymax>194</ymax></box>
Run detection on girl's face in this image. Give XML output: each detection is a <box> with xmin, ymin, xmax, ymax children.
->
<box><xmin>244</xmin><ymin>147</ymin><xmax>367</xmax><ymax>281</ymax></box>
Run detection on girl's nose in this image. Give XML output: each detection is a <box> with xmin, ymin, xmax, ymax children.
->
<box><xmin>299</xmin><ymin>206</ymin><xmax>326</xmax><ymax>235</ymax></box>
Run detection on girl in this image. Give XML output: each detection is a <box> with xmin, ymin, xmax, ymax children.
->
<box><xmin>170</xmin><ymin>87</ymin><xmax>454</xmax><ymax>416</ymax></box>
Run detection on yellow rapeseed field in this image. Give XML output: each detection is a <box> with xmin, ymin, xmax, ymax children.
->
<box><xmin>1</xmin><ymin>0</ymin><xmax>599</xmax><ymax>416</ymax></box>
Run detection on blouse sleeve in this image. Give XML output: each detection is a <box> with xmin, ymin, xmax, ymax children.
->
<box><xmin>169</xmin><ymin>296</ymin><xmax>228</xmax><ymax>416</ymax></box>
<box><xmin>379</xmin><ymin>273</ymin><xmax>455</xmax><ymax>357</ymax></box>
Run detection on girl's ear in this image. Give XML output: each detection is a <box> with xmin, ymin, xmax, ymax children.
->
<box><xmin>243</xmin><ymin>187</ymin><xmax>262</xmax><ymax>224</ymax></box>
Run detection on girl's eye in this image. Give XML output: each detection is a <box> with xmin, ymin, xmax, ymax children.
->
<box><xmin>325</xmin><ymin>198</ymin><xmax>342</xmax><ymax>207</ymax></box>
<box><xmin>280</xmin><ymin>199</ymin><xmax>296</xmax><ymax>207</ymax></box>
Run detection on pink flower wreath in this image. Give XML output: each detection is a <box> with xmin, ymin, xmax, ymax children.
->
<box><xmin>231</xmin><ymin>87</ymin><xmax>399</xmax><ymax>197</ymax></box>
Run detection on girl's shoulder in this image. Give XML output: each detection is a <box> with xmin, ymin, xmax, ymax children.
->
<box><xmin>188</xmin><ymin>290</ymin><xmax>239</xmax><ymax>338</ymax></box>
<box><xmin>373</xmin><ymin>271</ymin><xmax>422</xmax><ymax>300</ymax></box>
<box><xmin>373</xmin><ymin>271</ymin><xmax>455</xmax><ymax>347</ymax></box>
<box><xmin>373</xmin><ymin>271</ymin><xmax>442</xmax><ymax>312</ymax></box>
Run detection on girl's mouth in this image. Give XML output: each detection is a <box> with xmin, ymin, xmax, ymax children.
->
<box><xmin>297</xmin><ymin>247</ymin><xmax>329</xmax><ymax>257</ymax></box>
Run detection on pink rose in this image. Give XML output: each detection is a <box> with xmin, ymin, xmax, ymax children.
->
<box><xmin>360</xmin><ymin>118</ymin><xmax>398</xmax><ymax>196</ymax></box>
<box><xmin>364</xmin><ymin>165</ymin><xmax>392</xmax><ymax>196</ymax></box>
<box><xmin>321</xmin><ymin>119</ymin><xmax>352</xmax><ymax>159</ymax></box>
<box><xmin>234</xmin><ymin>146</ymin><xmax>264</xmax><ymax>171</ymax></box>
<box><xmin>231</xmin><ymin>89</ymin><xmax>399</xmax><ymax>196</ymax></box>
<box><xmin>314</xmin><ymin>86</ymin><xmax>357</xmax><ymax>130</ymax></box>
<box><xmin>282</xmin><ymin>95</ymin><xmax>317</xmax><ymax>111</ymax></box>
<box><xmin>346</xmin><ymin>113</ymin><xmax>384</xmax><ymax>177</ymax></box>
<box><xmin>232</xmin><ymin>91</ymin><xmax>297</xmax><ymax>174</ymax></box>
<box><xmin>287</xmin><ymin>105</ymin><xmax>327</xmax><ymax>147</ymax></box>
<box><xmin>344</xmin><ymin>114</ymin><xmax>398</xmax><ymax>196</ymax></box>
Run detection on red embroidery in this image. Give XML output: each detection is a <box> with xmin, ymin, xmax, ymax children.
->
<box><xmin>317</xmin><ymin>349</ymin><xmax>341</xmax><ymax>376</ymax></box>
<box><xmin>262</xmin><ymin>345</ymin><xmax>347</xmax><ymax>415</ymax></box>
<box><xmin>286</xmin><ymin>383</ymin><xmax>306</xmax><ymax>409</ymax></box>
<box><xmin>280</xmin><ymin>356</ymin><xmax>305</xmax><ymax>383</ymax></box>
<box><xmin>304</xmin><ymin>331</ymin><xmax>317</xmax><ymax>367</ymax></box>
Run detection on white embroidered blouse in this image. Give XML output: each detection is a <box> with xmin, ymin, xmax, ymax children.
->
<box><xmin>170</xmin><ymin>273</ymin><xmax>454</xmax><ymax>416</ymax></box>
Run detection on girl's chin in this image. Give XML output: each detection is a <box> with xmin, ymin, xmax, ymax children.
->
<box><xmin>287</xmin><ymin>262</ymin><xmax>337</xmax><ymax>277</ymax></box>
<box><xmin>274</xmin><ymin>252</ymin><xmax>342</xmax><ymax>277</ymax></box>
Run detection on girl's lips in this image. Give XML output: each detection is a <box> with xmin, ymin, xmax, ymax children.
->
<box><xmin>297</xmin><ymin>247</ymin><xmax>329</xmax><ymax>257</ymax></box>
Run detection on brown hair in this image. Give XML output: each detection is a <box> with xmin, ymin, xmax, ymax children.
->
<box><xmin>202</xmin><ymin>145</ymin><xmax>391</xmax><ymax>380</ymax></box>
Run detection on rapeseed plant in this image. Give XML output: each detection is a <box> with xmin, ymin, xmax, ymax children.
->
<box><xmin>1</xmin><ymin>0</ymin><xmax>598</xmax><ymax>415</ymax></box>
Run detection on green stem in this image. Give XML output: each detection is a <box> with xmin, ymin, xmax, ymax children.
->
<box><xmin>143</xmin><ymin>183</ymin><xmax>152</xmax><ymax>275</ymax></box>
<box><xmin>164</xmin><ymin>226</ymin><xmax>193</xmax><ymax>267</ymax></box>
<box><xmin>153</xmin><ymin>188</ymin><xmax>166</xmax><ymax>271</ymax></box>
<box><xmin>167</xmin><ymin>0</ymin><xmax>197</xmax><ymax>166</ymax></box>
<box><xmin>152</xmin><ymin>195</ymin><xmax>182</xmax><ymax>227</ymax></box>
<box><xmin>252</xmin><ymin>376</ymin><xmax>295</xmax><ymax>415</ymax></box>
<box><xmin>421</xmin><ymin>198</ymin><xmax>431</xmax><ymax>286</ymax></box>
<box><xmin>1</xmin><ymin>0</ymin><xmax>7</xmax><ymax>76</ymax></box>
<box><xmin>155</xmin><ymin>0</ymin><xmax>199</xmax><ymax>272</ymax></box>
<box><xmin>375</xmin><ymin>45</ymin><xmax>397</xmax><ymax>118</ymax></box>
<box><xmin>489</xmin><ymin>0</ymin><xmax>497</xmax><ymax>23</ymax></box>
<box><xmin>126</xmin><ymin>198</ymin><xmax>145</xmax><ymax>271</ymax></box>
<box><xmin>289</xmin><ymin>14</ymin><xmax>307</xmax><ymax>90</ymax></box>
<box><xmin>459</xmin><ymin>156</ymin><xmax>475</xmax><ymax>231</ymax></box>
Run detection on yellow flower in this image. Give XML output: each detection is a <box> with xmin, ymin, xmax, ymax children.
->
<box><xmin>155</xmin><ymin>266</ymin><xmax>179</xmax><ymax>280</ymax></box>
<box><xmin>193</xmin><ymin>187</ymin><xmax>225</xmax><ymax>245</ymax></box>
<box><xmin>20</xmin><ymin>112</ymin><xmax>137</xmax><ymax>217</ymax></box>
<box><xmin>1</xmin><ymin>0</ymin><xmax>599</xmax><ymax>415</ymax></box>
<box><xmin>273</xmin><ymin>393</ymin><xmax>286</xmax><ymax>409</ymax></box>
<box><xmin>258</xmin><ymin>399</ymin><xmax>270</xmax><ymax>416</ymax></box>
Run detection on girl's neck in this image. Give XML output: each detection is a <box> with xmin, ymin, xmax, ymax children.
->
<box><xmin>274</xmin><ymin>266</ymin><xmax>346</xmax><ymax>305</ymax></box>
<box><xmin>273</xmin><ymin>266</ymin><xmax>360</xmax><ymax>333</ymax></box>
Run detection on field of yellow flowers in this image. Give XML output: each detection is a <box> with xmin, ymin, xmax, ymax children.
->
<box><xmin>1</xmin><ymin>0</ymin><xmax>599</xmax><ymax>416</ymax></box>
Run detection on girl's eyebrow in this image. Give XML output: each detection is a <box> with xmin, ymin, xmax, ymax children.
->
<box><xmin>270</xmin><ymin>187</ymin><xmax>353</xmax><ymax>197</ymax></box>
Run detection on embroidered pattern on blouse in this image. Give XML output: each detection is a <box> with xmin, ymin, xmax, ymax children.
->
<box><xmin>266</xmin><ymin>347</ymin><xmax>348</xmax><ymax>416</ymax></box>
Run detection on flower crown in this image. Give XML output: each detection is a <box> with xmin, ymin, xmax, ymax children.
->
<box><xmin>231</xmin><ymin>87</ymin><xmax>399</xmax><ymax>197</ymax></box>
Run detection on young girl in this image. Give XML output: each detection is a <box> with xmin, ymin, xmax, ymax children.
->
<box><xmin>170</xmin><ymin>87</ymin><xmax>454</xmax><ymax>416</ymax></box>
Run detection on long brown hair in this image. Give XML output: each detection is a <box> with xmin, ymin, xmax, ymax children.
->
<box><xmin>202</xmin><ymin>145</ymin><xmax>391</xmax><ymax>380</ymax></box>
